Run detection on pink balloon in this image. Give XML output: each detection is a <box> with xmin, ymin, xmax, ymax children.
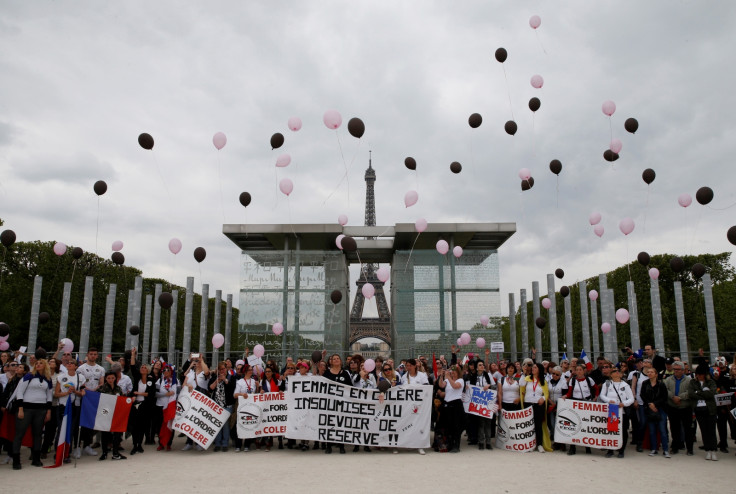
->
<box><xmin>415</xmin><ymin>218</ymin><xmax>427</xmax><ymax>233</ymax></box>
<box><xmin>615</xmin><ymin>308</ymin><xmax>630</xmax><ymax>324</ymax></box>
<box><xmin>453</xmin><ymin>246</ymin><xmax>463</xmax><ymax>258</ymax></box>
<box><xmin>648</xmin><ymin>267</ymin><xmax>660</xmax><ymax>280</ymax></box>
<box><xmin>678</xmin><ymin>193</ymin><xmax>692</xmax><ymax>208</ymax></box>
<box><xmin>601</xmin><ymin>322</ymin><xmax>611</xmax><ymax>334</ymax></box>
<box><xmin>602</xmin><ymin>100</ymin><xmax>616</xmax><ymax>117</ymax></box>
<box><xmin>272</xmin><ymin>323</ymin><xmax>284</xmax><ymax>336</ymax></box>
<box><xmin>529</xmin><ymin>15</ymin><xmax>541</xmax><ymax>29</ymax></box>
<box><xmin>168</xmin><ymin>238</ymin><xmax>182</xmax><ymax>255</ymax></box>
<box><xmin>338</xmin><ymin>214</ymin><xmax>348</xmax><ymax>226</ymax></box>
<box><xmin>589</xmin><ymin>212</ymin><xmax>602</xmax><ymax>226</ymax></box>
<box><xmin>376</xmin><ymin>267</ymin><xmax>390</xmax><ymax>283</ymax></box>
<box><xmin>323</xmin><ymin>110</ymin><xmax>342</xmax><ymax>130</ymax></box>
<box><xmin>111</xmin><ymin>240</ymin><xmax>123</xmax><ymax>252</ymax></box>
<box><xmin>542</xmin><ymin>298</ymin><xmax>552</xmax><ymax>309</ymax></box>
<box><xmin>213</xmin><ymin>132</ymin><xmax>227</xmax><ymax>150</ymax></box>
<box><xmin>0</xmin><ymin>333</ymin><xmax>8</xmax><ymax>342</ymax></box>
<box><xmin>61</xmin><ymin>338</ymin><xmax>74</xmax><ymax>353</ymax></box>
<box><xmin>275</xmin><ymin>153</ymin><xmax>291</xmax><ymax>167</ymax></box>
<box><xmin>362</xmin><ymin>283</ymin><xmax>375</xmax><ymax>300</ymax></box>
<box><xmin>53</xmin><ymin>242</ymin><xmax>67</xmax><ymax>256</ymax></box>
<box><xmin>0</xmin><ymin>341</ymin><xmax>8</xmax><ymax>351</ymax></box>
<box><xmin>460</xmin><ymin>332</ymin><xmax>471</xmax><ymax>346</ymax></box>
<box><xmin>404</xmin><ymin>190</ymin><xmax>418</xmax><ymax>208</ymax></box>
<box><xmin>610</xmin><ymin>138</ymin><xmax>622</xmax><ymax>154</ymax></box>
<box><xmin>253</xmin><ymin>344</ymin><xmax>265</xmax><ymax>358</ymax></box>
<box><xmin>594</xmin><ymin>224</ymin><xmax>604</xmax><ymax>237</ymax></box>
<box><xmin>212</xmin><ymin>333</ymin><xmax>225</xmax><ymax>348</ymax></box>
<box><xmin>288</xmin><ymin>116</ymin><xmax>302</xmax><ymax>131</ymax></box>
<box><xmin>588</xmin><ymin>289</ymin><xmax>599</xmax><ymax>301</ymax></box>
<box><xmin>436</xmin><ymin>240</ymin><xmax>449</xmax><ymax>255</ymax></box>
<box><xmin>530</xmin><ymin>75</ymin><xmax>544</xmax><ymax>89</ymax></box>
<box><xmin>336</xmin><ymin>234</ymin><xmax>345</xmax><ymax>249</ymax></box>
<box><xmin>457</xmin><ymin>337</ymin><xmax>462</xmax><ymax>346</ymax></box>
<box><xmin>518</xmin><ymin>168</ymin><xmax>531</xmax><ymax>180</ymax></box>
<box><xmin>480</xmin><ymin>316</ymin><xmax>490</xmax><ymax>327</ymax></box>
<box><xmin>279</xmin><ymin>178</ymin><xmax>294</xmax><ymax>196</ymax></box>
<box><xmin>363</xmin><ymin>359</ymin><xmax>376</xmax><ymax>372</ymax></box>
<box><xmin>476</xmin><ymin>337</ymin><xmax>486</xmax><ymax>348</ymax></box>
<box><xmin>619</xmin><ymin>217</ymin><xmax>635</xmax><ymax>236</ymax></box>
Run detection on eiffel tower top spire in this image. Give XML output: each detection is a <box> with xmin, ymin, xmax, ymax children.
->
<box><xmin>364</xmin><ymin>150</ymin><xmax>376</xmax><ymax>228</ymax></box>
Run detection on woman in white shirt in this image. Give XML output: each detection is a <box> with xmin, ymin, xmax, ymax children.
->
<box><xmin>599</xmin><ymin>366</ymin><xmax>634</xmax><ymax>457</ymax></box>
<box><xmin>438</xmin><ymin>365</ymin><xmax>464</xmax><ymax>453</ymax></box>
<box><xmin>233</xmin><ymin>365</ymin><xmax>258</xmax><ymax>452</ymax></box>
<box><xmin>501</xmin><ymin>363</ymin><xmax>521</xmax><ymax>411</ymax></box>
<box><xmin>53</xmin><ymin>359</ymin><xmax>86</xmax><ymax>461</ymax></box>
<box><xmin>520</xmin><ymin>363</ymin><xmax>549</xmax><ymax>453</ymax></box>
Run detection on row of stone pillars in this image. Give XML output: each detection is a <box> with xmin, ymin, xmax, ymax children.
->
<box><xmin>25</xmin><ymin>275</ymin><xmax>234</xmax><ymax>368</ymax></box>
<box><xmin>507</xmin><ymin>273</ymin><xmax>719</xmax><ymax>364</ymax></box>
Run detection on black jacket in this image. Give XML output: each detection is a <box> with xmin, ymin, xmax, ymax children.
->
<box><xmin>208</xmin><ymin>374</ymin><xmax>236</xmax><ymax>408</ymax></box>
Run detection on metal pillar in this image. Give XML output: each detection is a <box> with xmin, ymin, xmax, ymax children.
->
<box><xmin>702</xmin><ymin>274</ymin><xmax>719</xmax><ymax>362</ymax></box>
<box><xmin>578</xmin><ymin>281</ymin><xmax>591</xmax><ymax>355</ymax></box>
<box><xmin>102</xmin><ymin>284</ymin><xmax>117</xmax><ymax>370</ymax></box>
<box><xmin>167</xmin><ymin>290</ymin><xmax>179</xmax><ymax>366</ymax></box>
<box><xmin>520</xmin><ymin>289</ymin><xmax>529</xmax><ymax>358</ymax></box>
<box><xmin>183</xmin><ymin>277</ymin><xmax>194</xmax><ymax>358</ymax></box>
<box><xmin>508</xmin><ymin>293</ymin><xmax>517</xmax><ymax>362</ymax></box>
<box><xmin>650</xmin><ymin>278</ymin><xmax>665</xmax><ymax>354</ymax></box>
<box><xmin>532</xmin><ymin>281</ymin><xmax>542</xmax><ymax>359</ymax></box>
<box><xmin>27</xmin><ymin>276</ymin><xmax>42</xmax><ymax>352</ymax></box>
<box><xmin>58</xmin><ymin>282</ymin><xmax>71</xmax><ymax>340</ymax></box>
<box><xmin>626</xmin><ymin>281</ymin><xmax>640</xmax><ymax>352</ymax></box>
<box><xmin>673</xmin><ymin>281</ymin><xmax>688</xmax><ymax>359</ymax></box>
<box><xmin>198</xmin><ymin>284</ymin><xmax>209</xmax><ymax>354</ymax></box>
<box><xmin>546</xmin><ymin>275</ymin><xmax>559</xmax><ymax>361</ymax></box>
<box><xmin>78</xmin><ymin>276</ymin><xmax>94</xmax><ymax>361</ymax></box>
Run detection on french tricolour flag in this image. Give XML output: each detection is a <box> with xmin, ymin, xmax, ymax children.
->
<box><xmin>80</xmin><ymin>391</ymin><xmax>132</xmax><ymax>432</ymax></box>
<box><xmin>45</xmin><ymin>400</ymin><xmax>73</xmax><ymax>468</ymax></box>
<box><xmin>580</xmin><ymin>349</ymin><xmax>593</xmax><ymax>371</ymax></box>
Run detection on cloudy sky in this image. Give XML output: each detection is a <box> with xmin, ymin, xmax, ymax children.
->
<box><xmin>1</xmin><ymin>1</ymin><xmax>735</xmax><ymax>320</ymax></box>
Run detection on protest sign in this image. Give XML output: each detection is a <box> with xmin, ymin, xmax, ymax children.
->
<box><xmin>247</xmin><ymin>355</ymin><xmax>264</xmax><ymax>369</ymax></box>
<box><xmin>715</xmin><ymin>393</ymin><xmax>732</xmax><ymax>407</ymax></box>
<box><xmin>554</xmin><ymin>399</ymin><xmax>621</xmax><ymax>449</ymax></box>
<box><xmin>490</xmin><ymin>342</ymin><xmax>504</xmax><ymax>353</ymax></box>
<box><xmin>465</xmin><ymin>385</ymin><xmax>498</xmax><ymax>418</ymax></box>
<box><xmin>173</xmin><ymin>388</ymin><xmax>230</xmax><ymax>449</ymax></box>
<box><xmin>285</xmin><ymin>376</ymin><xmax>431</xmax><ymax>448</ymax></box>
<box><xmin>237</xmin><ymin>391</ymin><xmax>288</xmax><ymax>439</ymax></box>
<box><xmin>495</xmin><ymin>407</ymin><xmax>537</xmax><ymax>452</ymax></box>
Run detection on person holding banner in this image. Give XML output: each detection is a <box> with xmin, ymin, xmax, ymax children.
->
<box><xmin>155</xmin><ymin>365</ymin><xmax>177</xmax><ymax>451</ymax></box>
<box><xmin>547</xmin><ymin>366</ymin><xmax>567</xmax><ymax>450</ymax></box>
<box><xmin>96</xmin><ymin>371</ymin><xmax>126</xmax><ymax>461</ymax></box>
<box><xmin>563</xmin><ymin>364</ymin><xmax>598</xmax><ymax>455</ymax></box>
<box><xmin>641</xmin><ymin>367</ymin><xmax>670</xmax><ymax>458</ymax></box>
<box><xmin>501</xmin><ymin>363</ymin><xmax>521</xmax><ymax>412</ymax></box>
<box><xmin>208</xmin><ymin>362</ymin><xmax>236</xmax><ymax>452</ymax></box>
<box><xmin>473</xmin><ymin>361</ymin><xmax>497</xmax><ymax>450</ymax></box>
<box><xmin>53</xmin><ymin>359</ymin><xmax>85</xmax><ymax>461</ymax></box>
<box><xmin>520</xmin><ymin>363</ymin><xmax>552</xmax><ymax>453</ymax></box>
<box><xmin>11</xmin><ymin>359</ymin><xmax>53</xmax><ymax>469</ymax></box>
<box><xmin>689</xmin><ymin>364</ymin><xmax>718</xmax><ymax>460</ymax></box>
<box><xmin>233</xmin><ymin>364</ymin><xmax>258</xmax><ymax>452</ymax></box>
<box><xmin>599</xmin><ymin>365</ymin><xmax>634</xmax><ymax>458</ymax></box>
<box><xmin>181</xmin><ymin>355</ymin><xmax>210</xmax><ymax>452</ymax></box>
<box><xmin>323</xmin><ymin>354</ymin><xmax>353</xmax><ymax>454</ymax></box>
<box><xmin>438</xmin><ymin>365</ymin><xmax>464</xmax><ymax>453</ymax></box>
<box><xmin>399</xmin><ymin>358</ymin><xmax>429</xmax><ymax>455</ymax></box>
<box><xmin>259</xmin><ymin>366</ymin><xmax>281</xmax><ymax>451</ymax></box>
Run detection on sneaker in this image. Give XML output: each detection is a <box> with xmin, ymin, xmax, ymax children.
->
<box><xmin>418</xmin><ymin>448</ymin><xmax>426</xmax><ymax>455</ymax></box>
<box><xmin>719</xmin><ymin>446</ymin><xmax>729</xmax><ymax>454</ymax></box>
<box><xmin>636</xmin><ymin>445</ymin><xmax>643</xmax><ymax>453</ymax></box>
<box><xmin>449</xmin><ymin>448</ymin><xmax>459</xmax><ymax>453</ymax></box>
<box><xmin>567</xmin><ymin>448</ymin><xmax>576</xmax><ymax>456</ymax></box>
<box><xmin>711</xmin><ymin>452</ymin><xmax>718</xmax><ymax>461</ymax></box>
<box><xmin>265</xmin><ymin>447</ymin><xmax>270</xmax><ymax>452</ymax></box>
<box><xmin>486</xmin><ymin>443</ymin><xmax>493</xmax><ymax>450</ymax></box>
<box><xmin>195</xmin><ymin>444</ymin><xmax>204</xmax><ymax>451</ymax></box>
<box><xmin>72</xmin><ymin>448</ymin><xmax>82</xmax><ymax>459</ymax></box>
<box><xmin>479</xmin><ymin>443</ymin><xmax>485</xmax><ymax>450</ymax></box>
<box><xmin>0</xmin><ymin>456</ymin><xmax>10</xmax><ymax>465</ymax></box>
<box><xmin>617</xmin><ymin>452</ymin><xmax>624</xmax><ymax>458</ymax></box>
<box><xmin>98</xmin><ymin>453</ymin><xmax>107</xmax><ymax>461</ymax></box>
<box><xmin>706</xmin><ymin>451</ymin><xmax>712</xmax><ymax>460</ymax></box>
<box><xmin>537</xmin><ymin>445</ymin><xmax>545</xmax><ymax>453</ymax></box>
<box><xmin>243</xmin><ymin>447</ymin><xmax>249</xmax><ymax>452</ymax></box>
<box><xmin>339</xmin><ymin>445</ymin><xmax>345</xmax><ymax>454</ymax></box>
<box><xmin>182</xmin><ymin>444</ymin><xmax>193</xmax><ymax>451</ymax></box>
<box><xmin>112</xmin><ymin>454</ymin><xmax>127</xmax><ymax>460</ymax></box>
<box><xmin>364</xmin><ymin>446</ymin><xmax>371</xmax><ymax>452</ymax></box>
<box><xmin>686</xmin><ymin>450</ymin><xmax>694</xmax><ymax>456</ymax></box>
<box><xmin>157</xmin><ymin>445</ymin><xmax>164</xmax><ymax>451</ymax></box>
<box><xmin>325</xmin><ymin>446</ymin><xmax>332</xmax><ymax>454</ymax></box>
<box><xmin>605</xmin><ymin>450</ymin><xmax>614</xmax><ymax>458</ymax></box>
<box><xmin>63</xmin><ymin>457</ymin><xmax>71</xmax><ymax>464</ymax></box>
<box><xmin>83</xmin><ymin>446</ymin><xmax>98</xmax><ymax>456</ymax></box>
<box><xmin>664</xmin><ymin>451</ymin><xmax>671</xmax><ymax>458</ymax></box>
<box><xmin>649</xmin><ymin>450</ymin><xmax>657</xmax><ymax>456</ymax></box>
<box><xmin>91</xmin><ymin>442</ymin><xmax>101</xmax><ymax>448</ymax></box>
<box><xmin>235</xmin><ymin>448</ymin><xmax>240</xmax><ymax>452</ymax></box>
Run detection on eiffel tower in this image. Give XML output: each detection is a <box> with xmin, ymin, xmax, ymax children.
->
<box><xmin>349</xmin><ymin>151</ymin><xmax>391</xmax><ymax>346</ymax></box>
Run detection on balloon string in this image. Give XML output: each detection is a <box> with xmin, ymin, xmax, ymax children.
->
<box><xmin>95</xmin><ymin>197</ymin><xmax>100</xmax><ymax>257</ymax></box>
<box><xmin>532</xmin><ymin>113</ymin><xmax>536</xmax><ymax>157</ymax></box>
<box><xmin>403</xmin><ymin>233</ymin><xmax>420</xmax><ymax>273</ymax></box>
<box><xmin>322</xmin><ymin>138</ymin><xmax>363</xmax><ymax>205</ymax></box>
<box><xmin>535</xmin><ymin>30</ymin><xmax>548</xmax><ymax>55</ymax></box>
<box><xmin>217</xmin><ymin>153</ymin><xmax>225</xmax><ymax>224</ymax></box>
<box><xmin>70</xmin><ymin>260</ymin><xmax>77</xmax><ymax>285</ymax></box>
<box><xmin>335</xmin><ymin>130</ymin><xmax>349</xmax><ymax>206</ymax></box>
<box><xmin>626</xmin><ymin>237</ymin><xmax>631</xmax><ymax>282</ymax></box>
<box><xmin>708</xmin><ymin>200</ymin><xmax>736</xmax><ymax>211</ymax></box>
<box><xmin>690</xmin><ymin>207</ymin><xmax>703</xmax><ymax>255</ymax></box>
<box><xmin>273</xmin><ymin>167</ymin><xmax>279</xmax><ymax>209</ymax></box>
<box><xmin>556</xmin><ymin>175</ymin><xmax>559</xmax><ymax>209</ymax></box>
<box><xmin>502</xmin><ymin>65</ymin><xmax>514</xmax><ymax>121</ymax></box>
<box><xmin>608</xmin><ymin>116</ymin><xmax>613</xmax><ymax>146</ymax></box>
<box><xmin>643</xmin><ymin>186</ymin><xmax>650</xmax><ymax>235</ymax></box>
<box><xmin>287</xmin><ymin>198</ymin><xmax>297</xmax><ymax>238</ymax></box>
<box><xmin>152</xmin><ymin>153</ymin><xmax>171</xmax><ymax>202</ymax></box>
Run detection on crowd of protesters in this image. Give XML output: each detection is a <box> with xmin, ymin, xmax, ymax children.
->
<box><xmin>0</xmin><ymin>341</ymin><xmax>735</xmax><ymax>470</ymax></box>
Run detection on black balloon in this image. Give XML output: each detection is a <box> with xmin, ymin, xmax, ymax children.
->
<box><xmin>129</xmin><ymin>325</ymin><xmax>140</xmax><ymax>336</ymax></box>
<box><xmin>560</xmin><ymin>285</ymin><xmax>570</xmax><ymax>297</ymax></box>
<box><xmin>1</xmin><ymin>229</ymin><xmax>16</xmax><ymax>247</ymax></box>
<box><xmin>270</xmin><ymin>133</ymin><xmax>284</xmax><ymax>149</ymax></box>
<box><xmin>239</xmin><ymin>192</ymin><xmax>252</xmax><ymax>208</ymax></box>
<box><xmin>468</xmin><ymin>113</ymin><xmax>482</xmax><ymax>129</ymax></box>
<box><xmin>642</xmin><ymin>168</ymin><xmax>656</xmax><ymax>185</ymax></box>
<box><xmin>340</xmin><ymin>236</ymin><xmax>357</xmax><ymax>252</ymax></box>
<box><xmin>528</xmin><ymin>97</ymin><xmax>541</xmax><ymax>112</ymax></box>
<box><xmin>72</xmin><ymin>247</ymin><xmax>83</xmax><ymax>260</ymax></box>
<box><xmin>93</xmin><ymin>180</ymin><xmax>107</xmax><ymax>196</ymax></box>
<box><xmin>159</xmin><ymin>292</ymin><xmax>174</xmax><ymax>310</ymax></box>
<box><xmin>0</xmin><ymin>322</ymin><xmax>8</xmax><ymax>337</ymax></box>
<box><xmin>555</xmin><ymin>268</ymin><xmax>564</xmax><ymax>279</ymax></box>
<box><xmin>138</xmin><ymin>133</ymin><xmax>154</xmax><ymax>150</ymax></box>
<box><xmin>194</xmin><ymin>247</ymin><xmax>206</xmax><ymax>263</ymax></box>
<box><xmin>404</xmin><ymin>157</ymin><xmax>416</xmax><ymax>170</ymax></box>
<box><xmin>35</xmin><ymin>347</ymin><xmax>47</xmax><ymax>360</ymax></box>
<box><xmin>692</xmin><ymin>263</ymin><xmax>706</xmax><ymax>279</ymax></box>
<box><xmin>670</xmin><ymin>256</ymin><xmax>684</xmax><ymax>273</ymax></box>
<box><xmin>450</xmin><ymin>162</ymin><xmax>462</xmax><ymax>174</ymax></box>
<box><xmin>505</xmin><ymin>120</ymin><xmax>517</xmax><ymax>136</ymax></box>
<box><xmin>348</xmin><ymin>118</ymin><xmax>365</xmax><ymax>138</ymax></box>
<box><xmin>521</xmin><ymin>177</ymin><xmax>534</xmax><ymax>191</ymax></box>
<box><xmin>695</xmin><ymin>186</ymin><xmax>714</xmax><ymax>205</ymax></box>
<box><xmin>494</xmin><ymin>47</ymin><xmax>507</xmax><ymax>63</ymax></box>
<box><xmin>603</xmin><ymin>149</ymin><xmax>619</xmax><ymax>162</ymax></box>
<box><xmin>111</xmin><ymin>252</ymin><xmax>125</xmax><ymax>265</ymax></box>
<box><xmin>330</xmin><ymin>290</ymin><xmax>342</xmax><ymax>304</ymax></box>
<box><xmin>637</xmin><ymin>251</ymin><xmax>650</xmax><ymax>266</ymax></box>
<box><xmin>549</xmin><ymin>159</ymin><xmax>562</xmax><ymax>175</ymax></box>
<box><xmin>311</xmin><ymin>350</ymin><xmax>322</xmax><ymax>363</ymax></box>
<box><xmin>535</xmin><ymin>317</ymin><xmax>547</xmax><ymax>329</ymax></box>
<box><xmin>377</xmin><ymin>380</ymin><xmax>391</xmax><ymax>393</ymax></box>
<box><xmin>728</xmin><ymin>226</ymin><xmax>736</xmax><ymax>246</ymax></box>
<box><xmin>38</xmin><ymin>312</ymin><xmax>49</xmax><ymax>324</ymax></box>
<box><xmin>624</xmin><ymin>118</ymin><xmax>639</xmax><ymax>134</ymax></box>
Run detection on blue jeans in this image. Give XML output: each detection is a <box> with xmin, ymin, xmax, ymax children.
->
<box><xmin>214</xmin><ymin>406</ymin><xmax>231</xmax><ymax>447</ymax></box>
<box><xmin>646</xmin><ymin>408</ymin><xmax>669</xmax><ymax>452</ymax></box>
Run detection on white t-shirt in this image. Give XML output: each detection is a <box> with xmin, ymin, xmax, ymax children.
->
<box><xmin>520</xmin><ymin>378</ymin><xmax>545</xmax><ymax>404</ymax></box>
<box><xmin>77</xmin><ymin>363</ymin><xmax>104</xmax><ymax>392</ymax></box>
<box><xmin>400</xmin><ymin>371</ymin><xmax>429</xmax><ymax>386</ymax></box>
<box><xmin>475</xmin><ymin>373</ymin><xmax>496</xmax><ymax>389</ymax></box>
<box><xmin>632</xmin><ymin>370</ymin><xmax>649</xmax><ymax>405</ymax></box>
<box><xmin>185</xmin><ymin>370</ymin><xmax>210</xmax><ymax>390</ymax></box>
<box><xmin>443</xmin><ymin>376</ymin><xmax>464</xmax><ymax>402</ymax></box>
<box><xmin>118</xmin><ymin>374</ymin><xmax>133</xmax><ymax>395</ymax></box>
<box><xmin>58</xmin><ymin>372</ymin><xmax>86</xmax><ymax>406</ymax></box>
<box><xmin>492</xmin><ymin>371</ymin><xmax>504</xmax><ymax>383</ymax></box>
<box><xmin>502</xmin><ymin>376</ymin><xmax>520</xmax><ymax>404</ymax></box>
<box><xmin>568</xmin><ymin>378</ymin><xmax>595</xmax><ymax>400</ymax></box>
<box><xmin>234</xmin><ymin>377</ymin><xmax>258</xmax><ymax>397</ymax></box>
<box><xmin>548</xmin><ymin>379</ymin><xmax>568</xmax><ymax>404</ymax></box>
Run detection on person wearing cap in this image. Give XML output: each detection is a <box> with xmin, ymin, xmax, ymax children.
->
<box><xmin>599</xmin><ymin>364</ymin><xmax>634</xmax><ymax>458</ymax></box>
<box><xmin>664</xmin><ymin>361</ymin><xmax>693</xmax><ymax>455</ymax></box>
<box><xmin>662</xmin><ymin>357</ymin><xmax>675</xmax><ymax>379</ymax></box>
<box><xmin>688</xmin><ymin>363</ymin><xmax>718</xmax><ymax>460</ymax></box>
